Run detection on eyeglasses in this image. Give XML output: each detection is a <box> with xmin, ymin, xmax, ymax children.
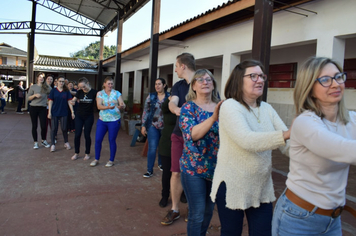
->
<box><xmin>195</xmin><ymin>77</ymin><xmax>213</xmax><ymax>84</ymax></box>
<box><xmin>315</xmin><ymin>72</ymin><xmax>347</xmax><ymax>87</ymax></box>
<box><xmin>244</xmin><ymin>73</ymin><xmax>267</xmax><ymax>82</ymax></box>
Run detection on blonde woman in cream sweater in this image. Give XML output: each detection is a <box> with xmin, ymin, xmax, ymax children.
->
<box><xmin>210</xmin><ymin>60</ymin><xmax>291</xmax><ymax>236</ymax></box>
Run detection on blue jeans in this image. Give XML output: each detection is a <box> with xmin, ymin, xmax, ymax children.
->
<box><xmin>272</xmin><ymin>190</ymin><xmax>342</xmax><ymax>236</ymax></box>
<box><xmin>0</xmin><ymin>98</ymin><xmax>6</xmax><ymax>112</ymax></box>
<box><xmin>95</xmin><ymin>119</ymin><xmax>121</xmax><ymax>162</ymax></box>
<box><xmin>216</xmin><ymin>182</ymin><xmax>272</xmax><ymax>236</ymax></box>
<box><xmin>181</xmin><ymin>172</ymin><xmax>215</xmax><ymax>236</ymax></box>
<box><xmin>146</xmin><ymin>126</ymin><xmax>162</xmax><ymax>172</ymax></box>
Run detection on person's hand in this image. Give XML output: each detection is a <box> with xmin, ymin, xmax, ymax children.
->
<box><xmin>117</xmin><ymin>104</ymin><xmax>126</xmax><ymax>110</ymax></box>
<box><xmin>211</xmin><ymin>100</ymin><xmax>224</xmax><ymax>121</ymax></box>
<box><xmin>141</xmin><ymin>126</ymin><xmax>147</xmax><ymax>136</ymax></box>
<box><xmin>34</xmin><ymin>93</ymin><xmax>42</xmax><ymax>98</ymax></box>
<box><xmin>174</xmin><ymin>107</ymin><xmax>181</xmax><ymax>116</ymax></box>
<box><xmin>107</xmin><ymin>105</ymin><xmax>115</xmax><ymax>109</ymax></box>
<box><xmin>71</xmin><ymin>113</ymin><xmax>75</xmax><ymax>120</ymax></box>
<box><xmin>283</xmin><ymin>117</ymin><xmax>296</xmax><ymax>141</ymax></box>
<box><xmin>47</xmin><ymin>113</ymin><xmax>51</xmax><ymax>119</ymax></box>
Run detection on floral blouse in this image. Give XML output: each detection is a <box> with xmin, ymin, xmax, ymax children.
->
<box><xmin>179</xmin><ymin>101</ymin><xmax>219</xmax><ymax>180</ymax></box>
<box><xmin>141</xmin><ymin>94</ymin><xmax>165</xmax><ymax>130</ymax></box>
<box><xmin>97</xmin><ymin>89</ymin><xmax>122</xmax><ymax>122</ymax></box>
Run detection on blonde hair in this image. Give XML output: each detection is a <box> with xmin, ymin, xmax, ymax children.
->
<box><xmin>186</xmin><ymin>69</ymin><xmax>220</xmax><ymax>103</ymax></box>
<box><xmin>294</xmin><ymin>57</ymin><xmax>349</xmax><ymax>124</ymax></box>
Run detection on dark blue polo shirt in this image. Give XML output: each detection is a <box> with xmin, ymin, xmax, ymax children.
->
<box><xmin>171</xmin><ymin>79</ymin><xmax>190</xmax><ymax>136</ymax></box>
<box><xmin>48</xmin><ymin>88</ymin><xmax>72</xmax><ymax>117</ymax></box>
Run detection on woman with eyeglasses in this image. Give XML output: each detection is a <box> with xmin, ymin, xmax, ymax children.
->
<box><xmin>179</xmin><ymin>69</ymin><xmax>222</xmax><ymax>235</ymax></box>
<box><xmin>272</xmin><ymin>57</ymin><xmax>356</xmax><ymax>235</ymax></box>
<box><xmin>210</xmin><ymin>60</ymin><xmax>291</xmax><ymax>236</ymax></box>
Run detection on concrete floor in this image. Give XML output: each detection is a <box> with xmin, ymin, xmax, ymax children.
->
<box><xmin>0</xmin><ymin>104</ymin><xmax>355</xmax><ymax>236</ymax></box>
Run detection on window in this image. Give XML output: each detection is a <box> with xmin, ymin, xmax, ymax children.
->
<box><xmin>1</xmin><ymin>57</ymin><xmax>7</xmax><ymax>65</ymax></box>
<box><xmin>268</xmin><ymin>63</ymin><xmax>297</xmax><ymax>88</ymax></box>
<box><xmin>344</xmin><ymin>59</ymin><xmax>356</xmax><ymax>89</ymax></box>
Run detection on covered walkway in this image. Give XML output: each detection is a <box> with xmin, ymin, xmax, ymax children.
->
<box><xmin>0</xmin><ymin>105</ymin><xmax>355</xmax><ymax>235</ymax></box>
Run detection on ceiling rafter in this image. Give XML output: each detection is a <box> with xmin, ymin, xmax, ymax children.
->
<box><xmin>89</xmin><ymin>0</ymin><xmax>122</xmax><ymax>10</ymax></box>
<box><xmin>34</xmin><ymin>0</ymin><xmax>105</xmax><ymax>29</ymax></box>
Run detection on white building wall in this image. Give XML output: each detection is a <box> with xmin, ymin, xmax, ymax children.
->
<box><xmin>115</xmin><ymin>0</ymin><xmax>356</xmax><ymax>117</ymax></box>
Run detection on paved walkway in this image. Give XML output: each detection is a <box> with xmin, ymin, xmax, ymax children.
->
<box><xmin>0</xmin><ymin>105</ymin><xmax>355</xmax><ymax>235</ymax></box>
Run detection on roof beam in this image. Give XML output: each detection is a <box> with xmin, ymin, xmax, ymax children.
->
<box><xmin>0</xmin><ymin>21</ymin><xmax>101</xmax><ymax>36</ymax></box>
<box><xmin>34</xmin><ymin>0</ymin><xmax>105</xmax><ymax>29</ymax></box>
<box><xmin>159</xmin><ymin>0</ymin><xmax>255</xmax><ymax>41</ymax></box>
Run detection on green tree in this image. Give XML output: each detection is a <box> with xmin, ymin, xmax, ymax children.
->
<box><xmin>70</xmin><ymin>41</ymin><xmax>116</xmax><ymax>60</ymax></box>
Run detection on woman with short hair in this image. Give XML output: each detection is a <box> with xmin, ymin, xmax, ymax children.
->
<box><xmin>90</xmin><ymin>77</ymin><xmax>125</xmax><ymax>167</ymax></box>
<box><xmin>210</xmin><ymin>60</ymin><xmax>291</xmax><ymax>236</ymax></box>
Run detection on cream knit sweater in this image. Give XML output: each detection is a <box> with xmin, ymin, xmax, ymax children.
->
<box><xmin>210</xmin><ymin>99</ymin><xmax>289</xmax><ymax>210</ymax></box>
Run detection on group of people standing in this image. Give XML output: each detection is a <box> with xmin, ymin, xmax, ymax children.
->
<box><xmin>28</xmin><ymin>73</ymin><xmax>125</xmax><ymax>167</ymax></box>
<box><xmin>140</xmin><ymin>53</ymin><xmax>356</xmax><ymax>236</ymax></box>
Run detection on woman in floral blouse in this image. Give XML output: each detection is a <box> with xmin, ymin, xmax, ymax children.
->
<box><xmin>179</xmin><ymin>69</ymin><xmax>222</xmax><ymax>235</ymax></box>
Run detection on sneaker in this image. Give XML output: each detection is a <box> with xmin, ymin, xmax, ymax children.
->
<box><xmin>50</xmin><ymin>145</ymin><xmax>56</xmax><ymax>152</ymax></box>
<box><xmin>41</xmin><ymin>140</ymin><xmax>50</xmax><ymax>148</ymax></box>
<box><xmin>158</xmin><ymin>165</ymin><xmax>163</xmax><ymax>171</ymax></box>
<box><xmin>1</xmin><ymin>112</ymin><xmax>7</xmax><ymax>114</ymax></box>
<box><xmin>143</xmin><ymin>171</ymin><xmax>153</xmax><ymax>178</ymax></box>
<box><xmin>55</xmin><ymin>139</ymin><xmax>57</xmax><ymax>144</ymax></box>
<box><xmin>83</xmin><ymin>154</ymin><xmax>90</xmax><ymax>161</ymax></box>
<box><xmin>161</xmin><ymin>210</ymin><xmax>180</xmax><ymax>225</ymax></box>
<box><xmin>64</xmin><ymin>142</ymin><xmax>71</xmax><ymax>150</ymax></box>
<box><xmin>16</xmin><ymin>112</ymin><xmax>24</xmax><ymax>114</ymax></box>
<box><xmin>90</xmin><ymin>160</ymin><xmax>98</xmax><ymax>167</ymax></box>
<box><xmin>105</xmin><ymin>161</ymin><xmax>114</xmax><ymax>167</ymax></box>
<box><xmin>33</xmin><ymin>142</ymin><xmax>39</xmax><ymax>149</ymax></box>
<box><xmin>159</xmin><ymin>197</ymin><xmax>168</xmax><ymax>208</ymax></box>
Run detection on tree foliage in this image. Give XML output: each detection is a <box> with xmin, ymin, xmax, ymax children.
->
<box><xmin>70</xmin><ymin>41</ymin><xmax>116</xmax><ymax>60</ymax></box>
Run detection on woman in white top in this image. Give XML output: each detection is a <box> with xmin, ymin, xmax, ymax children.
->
<box><xmin>272</xmin><ymin>57</ymin><xmax>356</xmax><ymax>235</ymax></box>
<box><xmin>210</xmin><ymin>59</ymin><xmax>291</xmax><ymax>236</ymax></box>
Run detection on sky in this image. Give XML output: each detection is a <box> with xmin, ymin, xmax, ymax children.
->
<box><xmin>0</xmin><ymin>0</ymin><xmax>230</xmax><ymax>57</ymax></box>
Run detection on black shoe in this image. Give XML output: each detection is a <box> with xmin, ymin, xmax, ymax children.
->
<box><xmin>143</xmin><ymin>171</ymin><xmax>153</xmax><ymax>178</ymax></box>
<box><xmin>180</xmin><ymin>192</ymin><xmax>187</xmax><ymax>203</ymax></box>
<box><xmin>159</xmin><ymin>197</ymin><xmax>168</xmax><ymax>208</ymax></box>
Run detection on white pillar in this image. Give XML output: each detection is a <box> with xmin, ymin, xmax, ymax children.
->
<box><xmin>134</xmin><ymin>70</ymin><xmax>142</xmax><ymax>104</ymax></box>
<box><xmin>316</xmin><ymin>36</ymin><xmax>345</xmax><ymax>68</ymax></box>
<box><xmin>221</xmin><ymin>53</ymin><xmax>240</xmax><ymax>99</ymax></box>
<box><xmin>122</xmin><ymin>72</ymin><xmax>130</xmax><ymax>101</ymax></box>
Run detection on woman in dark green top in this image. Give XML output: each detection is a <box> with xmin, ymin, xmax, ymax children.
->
<box><xmin>158</xmin><ymin>96</ymin><xmax>176</xmax><ymax>208</ymax></box>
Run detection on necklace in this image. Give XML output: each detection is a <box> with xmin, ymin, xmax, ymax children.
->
<box><xmin>250</xmin><ymin>107</ymin><xmax>260</xmax><ymax>123</ymax></box>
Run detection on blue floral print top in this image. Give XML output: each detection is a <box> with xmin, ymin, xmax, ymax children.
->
<box><xmin>97</xmin><ymin>89</ymin><xmax>122</xmax><ymax>122</ymax></box>
<box><xmin>179</xmin><ymin>101</ymin><xmax>219</xmax><ymax>180</ymax></box>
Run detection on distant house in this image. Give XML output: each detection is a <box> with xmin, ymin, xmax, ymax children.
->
<box><xmin>0</xmin><ymin>43</ymin><xmax>104</xmax><ymax>88</ymax></box>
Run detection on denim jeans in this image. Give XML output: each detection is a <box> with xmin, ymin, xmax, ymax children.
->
<box><xmin>216</xmin><ymin>181</ymin><xmax>272</xmax><ymax>236</ymax></box>
<box><xmin>181</xmin><ymin>172</ymin><xmax>215</xmax><ymax>236</ymax></box>
<box><xmin>95</xmin><ymin>119</ymin><xmax>121</xmax><ymax>162</ymax></box>
<box><xmin>146</xmin><ymin>126</ymin><xmax>162</xmax><ymax>172</ymax></box>
<box><xmin>272</xmin><ymin>190</ymin><xmax>342</xmax><ymax>236</ymax></box>
<box><xmin>0</xmin><ymin>98</ymin><xmax>6</xmax><ymax>112</ymax></box>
